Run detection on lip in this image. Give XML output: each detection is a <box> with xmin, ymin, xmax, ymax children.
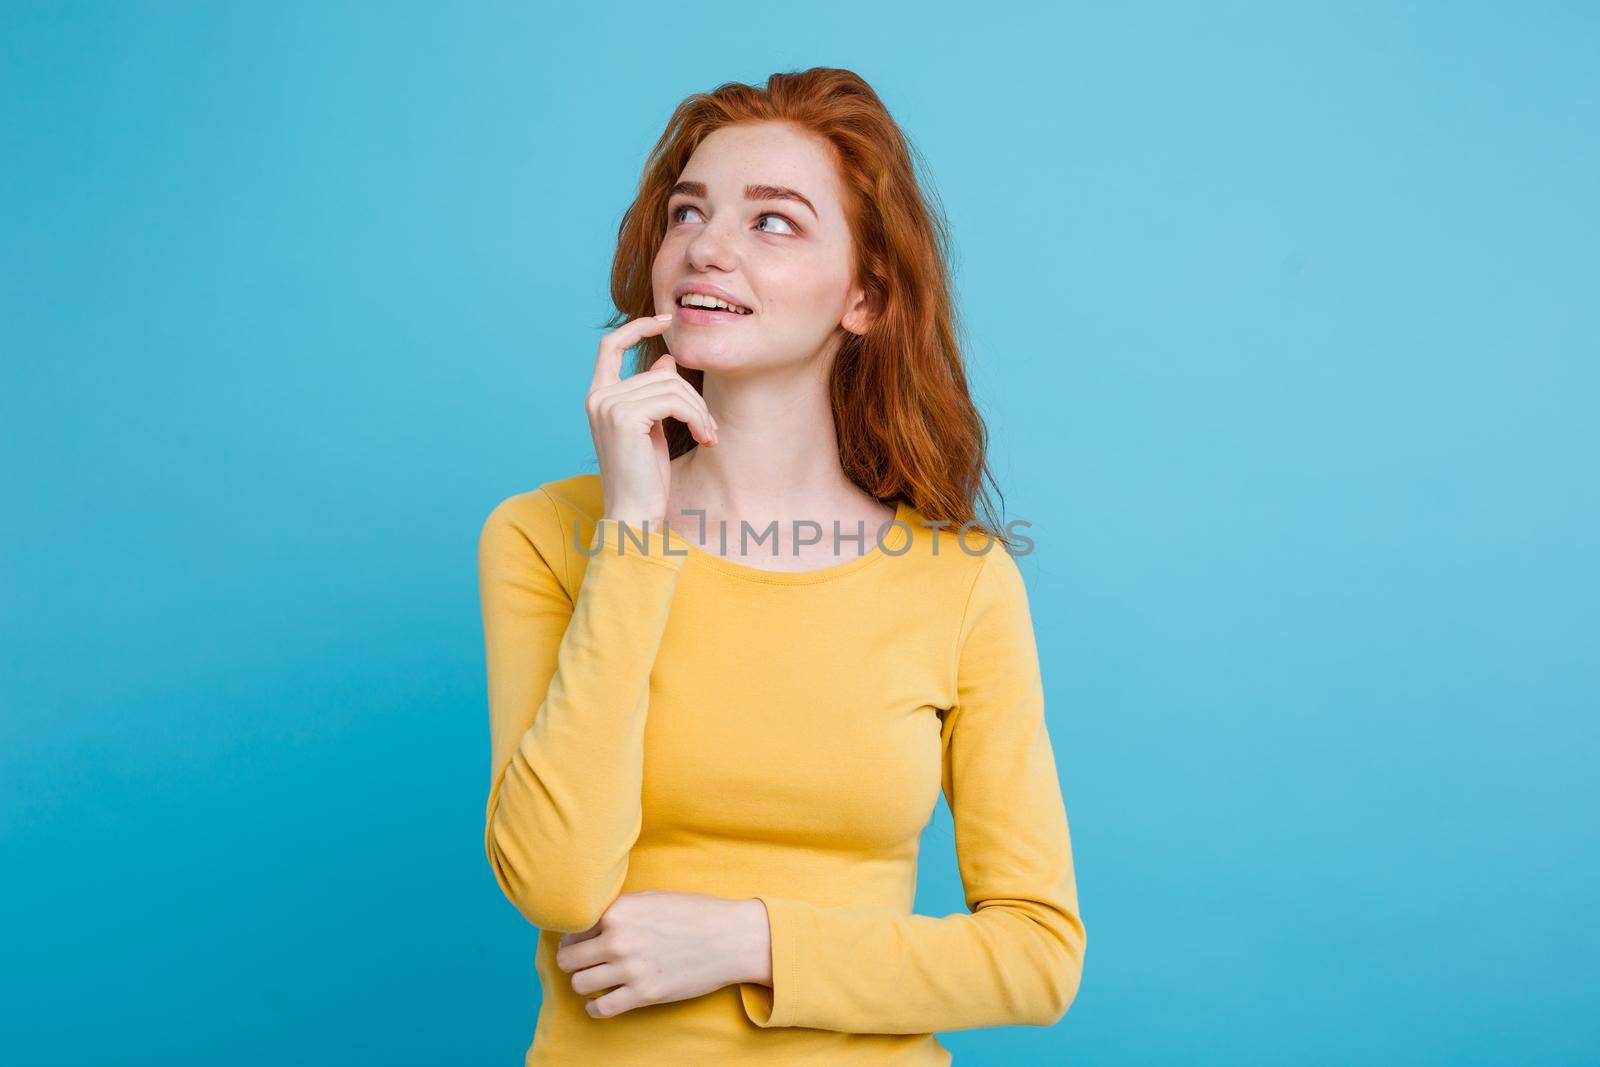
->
<box><xmin>672</xmin><ymin>281</ymin><xmax>754</xmax><ymax>315</ymax></box>
<box><xmin>675</xmin><ymin>304</ymin><xmax>750</xmax><ymax>326</ymax></box>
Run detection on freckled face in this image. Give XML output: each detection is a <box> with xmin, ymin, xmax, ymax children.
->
<box><xmin>652</xmin><ymin>121</ymin><xmax>866</xmax><ymax>373</ymax></box>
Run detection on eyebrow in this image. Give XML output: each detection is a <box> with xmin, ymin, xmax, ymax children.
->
<box><xmin>670</xmin><ymin>180</ymin><xmax>818</xmax><ymax>219</ymax></box>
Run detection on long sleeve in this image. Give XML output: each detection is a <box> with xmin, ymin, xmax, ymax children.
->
<box><xmin>738</xmin><ymin>545</ymin><xmax>1087</xmax><ymax>1033</ymax></box>
<box><xmin>478</xmin><ymin>490</ymin><xmax>688</xmax><ymax>934</ymax></box>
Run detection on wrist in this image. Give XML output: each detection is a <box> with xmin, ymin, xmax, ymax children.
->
<box><xmin>730</xmin><ymin>897</ymin><xmax>773</xmax><ymax>987</ymax></box>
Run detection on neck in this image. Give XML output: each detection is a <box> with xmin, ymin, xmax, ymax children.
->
<box><xmin>675</xmin><ymin>354</ymin><xmax>861</xmax><ymax>524</ymax></box>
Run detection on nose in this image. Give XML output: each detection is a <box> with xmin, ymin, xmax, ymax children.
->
<box><xmin>685</xmin><ymin>216</ymin><xmax>739</xmax><ymax>274</ymax></box>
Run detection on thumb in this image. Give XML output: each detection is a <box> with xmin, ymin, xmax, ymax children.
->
<box><xmin>652</xmin><ymin>352</ymin><xmax>676</xmax><ymax>371</ymax></box>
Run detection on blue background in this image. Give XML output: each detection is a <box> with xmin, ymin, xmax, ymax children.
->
<box><xmin>3</xmin><ymin>3</ymin><xmax>1596</xmax><ymax>1064</ymax></box>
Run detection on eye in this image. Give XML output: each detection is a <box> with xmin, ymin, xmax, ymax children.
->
<box><xmin>671</xmin><ymin>204</ymin><xmax>704</xmax><ymax>224</ymax></box>
<box><xmin>755</xmin><ymin>213</ymin><xmax>796</xmax><ymax>235</ymax></box>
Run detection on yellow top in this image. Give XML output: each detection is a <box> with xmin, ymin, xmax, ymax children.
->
<box><xmin>478</xmin><ymin>472</ymin><xmax>1086</xmax><ymax>1065</ymax></box>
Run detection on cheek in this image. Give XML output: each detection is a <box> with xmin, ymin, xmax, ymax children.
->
<box><xmin>765</xmin><ymin>266</ymin><xmax>851</xmax><ymax>325</ymax></box>
<box><xmin>650</xmin><ymin>245</ymin><xmax>673</xmax><ymax>291</ymax></box>
<box><xmin>652</xmin><ymin>232</ymin><xmax>691</xmax><ymax>281</ymax></box>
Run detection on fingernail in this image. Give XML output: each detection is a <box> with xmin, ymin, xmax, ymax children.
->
<box><xmin>654</xmin><ymin>313</ymin><xmax>674</xmax><ymax>321</ymax></box>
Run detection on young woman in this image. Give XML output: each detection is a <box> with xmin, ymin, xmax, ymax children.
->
<box><xmin>478</xmin><ymin>67</ymin><xmax>1086</xmax><ymax>1065</ymax></box>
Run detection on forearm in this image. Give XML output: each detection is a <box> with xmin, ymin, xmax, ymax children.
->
<box><xmin>739</xmin><ymin>895</ymin><xmax>1083</xmax><ymax>1033</ymax></box>
<box><xmin>482</xmin><ymin>511</ymin><xmax>688</xmax><ymax>932</ymax></box>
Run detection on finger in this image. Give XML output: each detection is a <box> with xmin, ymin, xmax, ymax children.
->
<box><xmin>596</xmin><ymin>356</ymin><xmax>719</xmax><ymax>431</ymax></box>
<box><xmin>610</xmin><ymin>386</ymin><xmax>717</xmax><ymax>446</ymax></box>
<box><xmin>591</xmin><ymin>314</ymin><xmax>675</xmax><ymax>393</ymax></box>
<box><xmin>556</xmin><ymin>929</ymin><xmax>602</xmax><ymax>963</ymax></box>
<box><xmin>558</xmin><ymin>923</ymin><xmax>602</xmax><ymax>949</ymax></box>
<box><xmin>597</xmin><ymin>353</ymin><xmax>705</xmax><ymax>403</ymax></box>
<box><xmin>602</xmin><ymin>372</ymin><xmax>714</xmax><ymax>434</ymax></box>
<box><xmin>650</xmin><ymin>417</ymin><xmax>669</xmax><ymax>460</ymax></box>
<box><xmin>598</xmin><ymin>357</ymin><xmax>708</xmax><ymax>410</ymax></box>
<box><xmin>647</xmin><ymin>356</ymin><xmax>718</xmax><ymax>432</ymax></box>
<box><xmin>618</xmin><ymin>388</ymin><xmax>716</xmax><ymax>445</ymax></box>
<box><xmin>599</xmin><ymin>361</ymin><xmax>688</xmax><ymax>398</ymax></box>
<box><xmin>554</xmin><ymin>931</ymin><xmax>613</xmax><ymax>973</ymax></box>
<box><xmin>586</xmin><ymin>983</ymin><xmax>646</xmax><ymax>1018</ymax></box>
<box><xmin>569</xmin><ymin>961</ymin><xmax>628</xmax><ymax>997</ymax></box>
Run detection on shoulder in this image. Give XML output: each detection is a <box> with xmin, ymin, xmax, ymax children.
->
<box><xmin>535</xmin><ymin>471</ymin><xmax>606</xmax><ymax>526</ymax></box>
<box><xmin>887</xmin><ymin>500</ymin><xmax>1028</xmax><ymax>619</ymax></box>
<box><xmin>896</xmin><ymin>500</ymin><xmax>1020</xmax><ymax>574</ymax></box>
<box><xmin>478</xmin><ymin>472</ymin><xmax>605</xmax><ymax>580</ymax></box>
<box><xmin>482</xmin><ymin>472</ymin><xmax>602</xmax><ymax>531</ymax></box>
<box><xmin>929</xmin><ymin>518</ymin><xmax>1030</xmax><ymax>644</ymax></box>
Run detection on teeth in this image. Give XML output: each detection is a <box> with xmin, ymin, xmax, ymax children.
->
<box><xmin>679</xmin><ymin>292</ymin><xmax>750</xmax><ymax>314</ymax></box>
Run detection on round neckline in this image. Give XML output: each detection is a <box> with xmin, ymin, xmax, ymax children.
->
<box><xmin>662</xmin><ymin>499</ymin><xmax>914</xmax><ymax>585</ymax></box>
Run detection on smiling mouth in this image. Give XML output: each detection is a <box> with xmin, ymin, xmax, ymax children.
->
<box><xmin>677</xmin><ymin>294</ymin><xmax>753</xmax><ymax>315</ymax></box>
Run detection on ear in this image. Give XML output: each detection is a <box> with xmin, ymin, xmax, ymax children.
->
<box><xmin>840</xmin><ymin>283</ymin><xmax>878</xmax><ymax>336</ymax></box>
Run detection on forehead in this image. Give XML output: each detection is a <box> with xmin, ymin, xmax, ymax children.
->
<box><xmin>678</xmin><ymin>122</ymin><xmax>844</xmax><ymax>214</ymax></box>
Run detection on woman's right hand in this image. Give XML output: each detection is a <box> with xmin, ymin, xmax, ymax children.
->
<box><xmin>587</xmin><ymin>313</ymin><xmax>718</xmax><ymax>530</ymax></box>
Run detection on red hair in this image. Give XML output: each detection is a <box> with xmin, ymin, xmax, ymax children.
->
<box><xmin>606</xmin><ymin>67</ymin><xmax>1012</xmax><ymax>547</ymax></box>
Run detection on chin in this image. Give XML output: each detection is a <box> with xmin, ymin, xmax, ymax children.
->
<box><xmin>667</xmin><ymin>334</ymin><xmax>754</xmax><ymax>372</ymax></box>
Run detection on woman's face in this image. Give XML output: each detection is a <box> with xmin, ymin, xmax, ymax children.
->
<box><xmin>652</xmin><ymin>121</ymin><xmax>871</xmax><ymax>374</ymax></box>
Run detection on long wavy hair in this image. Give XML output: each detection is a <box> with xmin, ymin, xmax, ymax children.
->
<box><xmin>605</xmin><ymin>66</ymin><xmax>1011</xmax><ymax>546</ymax></box>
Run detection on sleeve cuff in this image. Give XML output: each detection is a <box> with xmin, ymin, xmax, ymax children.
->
<box><xmin>738</xmin><ymin>894</ymin><xmax>810</xmax><ymax>1029</ymax></box>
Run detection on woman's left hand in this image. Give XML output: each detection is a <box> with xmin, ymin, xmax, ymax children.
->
<box><xmin>555</xmin><ymin>890</ymin><xmax>772</xmax><ymax>1018</ymax></box>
